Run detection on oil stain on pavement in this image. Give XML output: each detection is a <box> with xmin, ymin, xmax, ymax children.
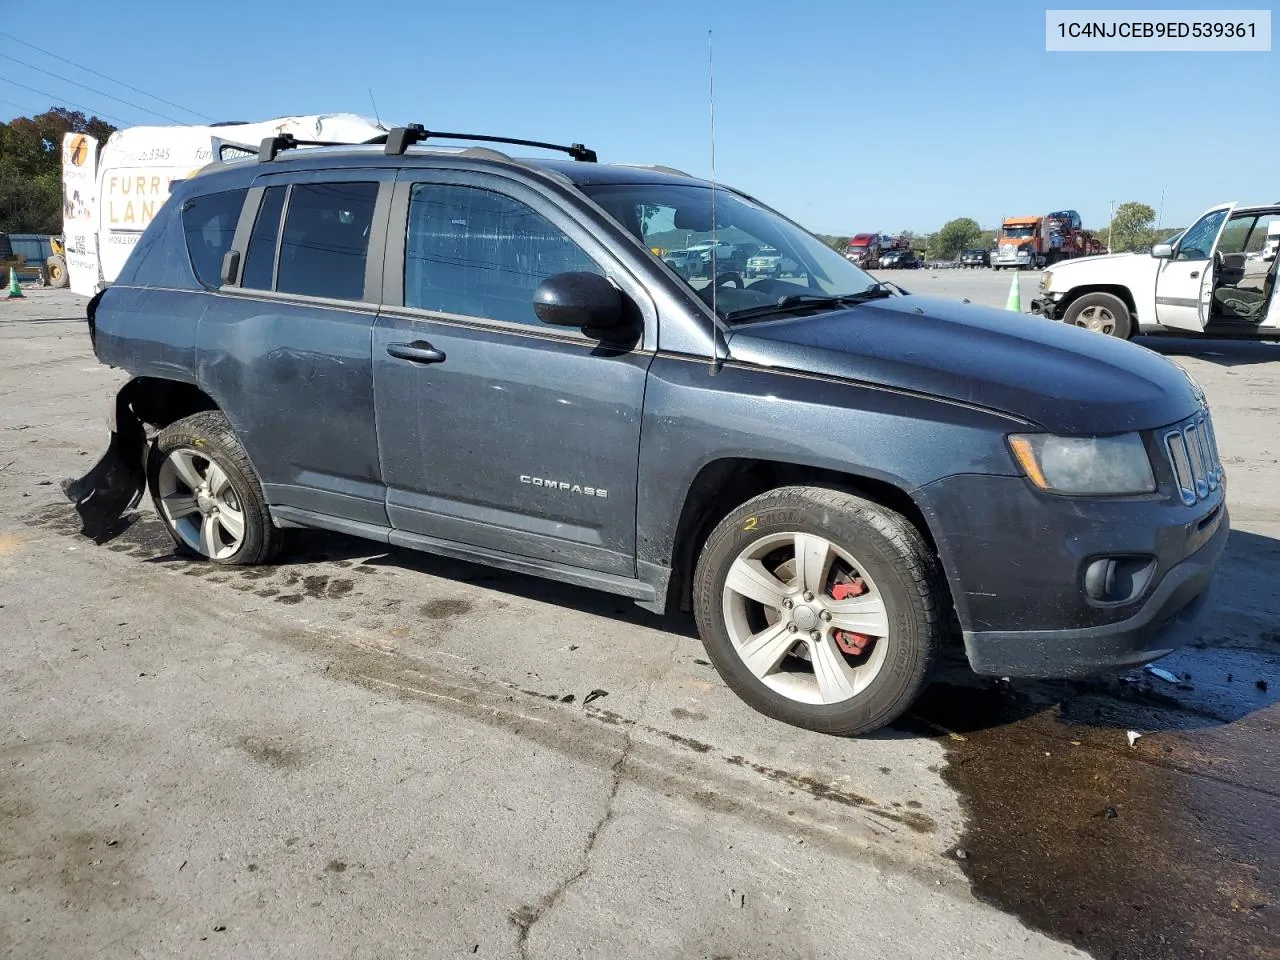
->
<box><xmin>906</xmin><ymin>648</ymin><xmax>1280</xmax><ymax>960</ymax></box>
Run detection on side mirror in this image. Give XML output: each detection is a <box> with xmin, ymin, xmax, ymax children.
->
<box><xmin>1151</xmin><ymin>243</ymin><xmax>1174</xmax><ymax>259</ymax></box>
<box><xmin>533</xmin><ymin>272</ymin><xmax>625</xmax><ymax>337</ymax></box>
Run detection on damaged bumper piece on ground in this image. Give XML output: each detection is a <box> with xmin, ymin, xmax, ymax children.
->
<box><xmin>60</xmin><ymin>389</ymin><xmax>147</xmax><ymax>541</ymax></box>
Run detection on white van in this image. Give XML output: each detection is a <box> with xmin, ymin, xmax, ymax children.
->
<box><xmin>61</xmin><ymin>114</ymin><xmax>388</xmax><ymax>296</ymax></box>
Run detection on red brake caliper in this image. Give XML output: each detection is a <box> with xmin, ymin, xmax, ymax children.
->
<box><xmin>830</xmin><ymin>577</ymin><xmax>873</xmax><ymax>655</ymax></box>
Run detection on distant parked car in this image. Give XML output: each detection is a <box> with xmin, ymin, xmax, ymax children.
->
<box><xmin>663</xmin><ymin>249</ymin><xmax>704</xmax><ymax>279</ymax></box>
<box><xmin>746</xmin><ymin>246</ymin><xmax>800</xmax><ymax>278</ymax></box>
<box><xmin>880</xmin><ymin>249</ymin><xmax>920</xmax><ymax>270</ymax></box>
<box><xmin>960</xmin><ymin>248</ymin><xmax>990</xmax><ymax>269</ymax></box>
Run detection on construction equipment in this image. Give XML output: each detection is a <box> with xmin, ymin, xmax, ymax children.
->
<box><xmin>1</xmin><ymin>234</ymin><xmax>69</xmax><ymax>287</ymax></box>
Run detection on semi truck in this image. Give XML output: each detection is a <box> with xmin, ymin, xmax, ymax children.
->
<box><xmin>991</xmin><ymin>210</ymin><xmax>1104</xmax><ymax>270</ymax></box>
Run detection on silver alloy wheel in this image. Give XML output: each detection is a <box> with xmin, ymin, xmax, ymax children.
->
<box><xmin>1075</xmin><ymin>304</ymin><xmax>1116</xmax><ymax>335</ymax></box>
<box><xmin>721</xmin><ymin>531</ymin><xmax>890</xmax><ymax>706</ymax></box>
<box><xmin>156</xmin><ymin>447</ymin><xmax>246</xmax><ymax>560</ymax></box>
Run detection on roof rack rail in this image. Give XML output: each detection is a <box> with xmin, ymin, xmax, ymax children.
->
<box><xmin>258</xmin><ymin>133</ymin><xmax>373</xmax><ymax>163</ymax></box>
<box><xmin>382</xmin><ymin>124</ymin><xmax>597</xmax><ymax>162</ymax></box>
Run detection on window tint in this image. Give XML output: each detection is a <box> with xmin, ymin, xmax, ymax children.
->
<box><xmin>277</xmin><ymin>182</ymin><xmax>378</xmax><ymax>301</ymax></box>
<box><xmin>181</xmin><ymin>188</ymin><xmax>247</xmax><ymax>289</ymax></box>
<box><xmin>1217</xmin><ymin>215</ymin><xmax>1255</xmax><ymax>255</ymax></box>
<box><xmin>241</xmin><ymin>185</ymin><xmax>286</xmax><ymax>290</ymax></box>
<box><xmin>1245</xmin><ymin>214</ymin><xmax>1280</xmax><ymax>254</ymax></box>
<box><xmin>404</xmin><ymin>184</ymin><xmax>601</xmax><ymax>325</ymax></box>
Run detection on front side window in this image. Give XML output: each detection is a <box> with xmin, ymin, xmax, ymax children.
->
<box><xmin>181</xmin><ymin>188</ymin><xmax>247</xmax><ymax>289</ymax></box>
<box><xmin>582</xmin><ymin>181</ymin><xmax>878</xmax><ymax>322</ymax></box>
<box><xmin>404</xmin><ymin>184</ymin><xmax>602</xmax><ymax>325</ymax></box>
<box><xmin>276</xmin><ymin>182</ymin><xmax>378</xmax><ymax>301</ymax></box>
<box><xmin>1175</xmin><ymin>209</ymin><xmax>1229</xmax><ymax>261</ymax></box>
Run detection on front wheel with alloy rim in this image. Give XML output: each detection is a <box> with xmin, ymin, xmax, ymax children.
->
<box><xmin>693</xmin><ymin>486</ymin><xmax>946</xmax><ymax>736</ymax></box>
<box><xmin>148</xmin><ymin>411</ymin><xmax>281</xmax><ymax>565</ymax></box>
<box><xmin>1062</xmin><ymin>291</ymin><xmax>1132</xmax><ymax>338</ymax></box>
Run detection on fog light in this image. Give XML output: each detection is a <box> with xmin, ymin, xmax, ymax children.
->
<box><xmin>1084</xmin><ymin>556</ymin><xmax>1156</xmax><ymax>604</ymax></box>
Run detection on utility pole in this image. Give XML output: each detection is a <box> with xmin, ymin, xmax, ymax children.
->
<box><xmin>1107</xmin><ymin>200</ymin><xmax>1117</xmax><ymax>254</ymax></box>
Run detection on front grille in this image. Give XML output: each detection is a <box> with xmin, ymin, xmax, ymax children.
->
<box><xmin>1164</xmin><ymin>411</ymin><xmax>1223</xmax><ymax>506</ymax></box>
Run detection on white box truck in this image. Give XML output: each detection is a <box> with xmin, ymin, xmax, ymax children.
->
<box><xmin>61</xmin><ymin>114</ymin><xmax>387</xmax><ymax>297</ymax></box>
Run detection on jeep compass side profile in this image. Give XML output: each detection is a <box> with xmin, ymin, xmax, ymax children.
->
<box><xmin>66</xmin><ymin>126</ymin><xmax>1227</xmax><ymax>736</ymax></box>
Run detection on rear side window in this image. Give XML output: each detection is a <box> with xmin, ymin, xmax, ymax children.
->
<box><xmin>181</xmin><ymin>188</ymin><xmax>247</xmax><ymax>289</ymax></box>
<box><xmin>276</xmin><ymin>182</ymin><xmax>378</xmax><ymax>301</ymax></box>
<box><xmin>241</xmin><ymin>185</ymin><xmax>286</xmax><ymax>290</ymax></box>
<box><xmin>404</xmin><ymin>184</ymin><xmax>601</xmax><ymax>325</ymax></box>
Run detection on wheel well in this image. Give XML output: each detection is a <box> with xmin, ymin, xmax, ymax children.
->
<box><xmin>1059</xmin><ymin>285</ymin><xmax>1137</xmax><ymax>325</ymax></box>
<box><xmin>665</xmin><ymin>458</ymin><xmax>943</xmax><ymax>615</ymax></box>
<box><xmin>120</xmin><ymin>377</ymin><xmax>219</xmax><ymax>430</ymax></box>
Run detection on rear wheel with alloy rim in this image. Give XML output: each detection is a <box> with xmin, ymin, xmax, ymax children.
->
<box><xmin>148</xmin><ymin>411</ymin><xmax>281</xmax><ymax>565</ymax></box>
<box><xmin>693</xmin><ymin>486</ymin><xmax>945</xmax><ymax>736</ymax></box>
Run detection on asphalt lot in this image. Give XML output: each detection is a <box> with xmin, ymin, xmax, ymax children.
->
<box><xmin>2</xmin><ymin>279</ymin><xmax>1278</xmax><ymax>960</ymax></box>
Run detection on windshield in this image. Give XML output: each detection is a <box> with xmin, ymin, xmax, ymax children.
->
<box><xmin>1001</xmin><ymin>226</ymin><xmax>1037</xmax><ymax>239</ymax></box>
<box><xmin>582</xmin><ymin>182</ymin><xmax>878</xmax><ymax>321</ymax></box>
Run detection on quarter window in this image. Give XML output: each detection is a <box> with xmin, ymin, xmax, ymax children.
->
<box><xmin>404</xmin><ymin>184</ymin><xmax>602</xmax><ymax>325</ymax></box>
<box><xmin>241</xmin><ymin>185</ymin><xmax>286</xmax><ymax>290</ymax></box>
<box><xmin>181</xmin><ymin>188</ymin><xmax>247</xmax><ymax>289</ymax></box>
<box><xmin>276</xmin><ymin>182</ymin><xmax>379</xmax><ymax>301</ymax></box>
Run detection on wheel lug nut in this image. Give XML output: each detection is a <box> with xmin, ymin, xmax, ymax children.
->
<box><xmin>782</xmin><ymin>598</ymin><xmax>793</xmax><ymax>609</ymax></box>
<box><xmin>787</xmin><ymin>622</ymin><xmax>797</xmax><ymax>632</ymax></box>
<box><xmin>820</xmin><ymin>610</ymin><xmax>832</xmax><ymax>622</ymax></box>
<box><xmin>803</xmin><ymin>592</ymin><xmax>814</xmax><ymax>602</ymax></box>
<box><xmin>809</xmin><ymin>630</ymin><xmax>821</xmax><ymax>641</ymax></box>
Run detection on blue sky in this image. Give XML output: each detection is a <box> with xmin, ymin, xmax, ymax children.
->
<box><xmin>1</xmin><ymin>1</ymin><xmax>1275</xmax><ymax>234</ymax></box>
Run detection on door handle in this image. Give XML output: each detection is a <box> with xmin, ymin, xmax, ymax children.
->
<box><xmin>1190</xmin><ymin>271</ymin><xmax>1200</xmax><ymax>278</ymax></box>
<box><xmin>386</xmin><ymin>340</ymin><xmax>446</xmax><ymax>364</ymax></box>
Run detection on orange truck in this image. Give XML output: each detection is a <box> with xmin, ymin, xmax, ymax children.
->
<box><xmin>991</xmin><ymin>210</ymin><xmax>1103</xmax><ymax>270</ymax></box>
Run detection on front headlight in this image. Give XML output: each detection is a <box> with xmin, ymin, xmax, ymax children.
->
<box><xmin>1040</xmin><ymin>270</ymin><xmax>1053</xmax><ymax>291</ymax></box>
<box><xmin>1008</xmin><ymin>433</ymin><xmax>1155</xmax><ymax>495</ymax></box>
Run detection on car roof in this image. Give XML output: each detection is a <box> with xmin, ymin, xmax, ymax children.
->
<box><xmin>193</xmin><ymin>143</ymin><xmax>711</xmax><ymax>191</ymax></box>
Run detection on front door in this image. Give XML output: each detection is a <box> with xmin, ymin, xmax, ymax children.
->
<box><xmin>1155</xmin><ymin>202</ymin><xmax>1235</xmax><ymax>332</ymax></box>
<box><xmin>372</xmin><ymin>172</ymin><xmax>654</xmax><ymax>576</ymax></box>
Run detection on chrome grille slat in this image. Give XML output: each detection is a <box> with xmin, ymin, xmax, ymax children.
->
<box><xmin>1163</xmin><ymin>411</ymin><xmax>1222</xmax><ymax>506</ymax></box>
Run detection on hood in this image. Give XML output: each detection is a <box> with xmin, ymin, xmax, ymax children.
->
<box><xmin>724</xmin><ymin>295</ymin><xmax>1201</xmax><ymax>435</ymax></box>
<box><xmin>1054</xmin><ymin>251</ymin><xmax>1142</xmax><ymax>269</ymax></box>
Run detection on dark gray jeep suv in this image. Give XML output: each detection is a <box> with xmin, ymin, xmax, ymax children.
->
<box><xmin>66</xmin><ymin>125</ymin><xmax>1228</xmax><ymax>736</ymax></box>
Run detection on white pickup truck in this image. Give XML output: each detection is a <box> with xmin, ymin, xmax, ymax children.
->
<box><xmin>1031</xmin><ymin>202</ymin><xmax>1280</xmax><ymax>340</ymax></box>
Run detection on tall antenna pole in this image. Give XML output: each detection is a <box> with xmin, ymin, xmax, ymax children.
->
<box><xmin>368</xmin><ymin>88</ymin><xmax>382</xmax><ymax>128</ymax></box>
<box><xmin>708</xmin><ymin>29</ymin><xmax>718</xmax><ymax>330</ymax></box>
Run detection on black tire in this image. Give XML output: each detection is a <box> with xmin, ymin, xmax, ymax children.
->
<box><xmin>46</xmin><ymin>254</ymin><xmax>68</xmax><ymax>288</ymax></box>
<box><xmin>146</xmin><ymin>411</ymin><xmax>281</xmax><ymax>565</ymax></box>
<box><xmin>692</xmin><ymin>486</ymin><xmax>945</xmax><ymax>736</ymax></box>
<box><xmin>1062</xmin><ymin>291</ymin><xmax>1132</xmax><ymax>338</ymax></box>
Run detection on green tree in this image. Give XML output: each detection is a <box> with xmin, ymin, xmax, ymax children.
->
<box><xmin>1108</xmin><ymin>202</ymin><xmax>1157</xmax><ymax>253</ymax></box>
<box><xmin>926</xmin><ymin>217</ymin><xmax>983</xmax><ymax>260</ymax></box>
<box><xmin>0</xmin><ymin>108</ymin><xmax>116</xmax><ymax>234</ymax></box>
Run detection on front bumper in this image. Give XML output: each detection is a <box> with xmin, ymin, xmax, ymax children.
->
<box><xmin>919</xmin><ymin>472</ymin><xmax>1228</xmax><ymax>679</ymax></box>
<box><xmin>1029</xmin><ymin>293</ymin><xmax>1062</xmax><ymax>318</ymax></box>
<box><xmin>963</xmin><ymin>516</ymin><xmax>1226</xmax><ymax>677</ymax></box>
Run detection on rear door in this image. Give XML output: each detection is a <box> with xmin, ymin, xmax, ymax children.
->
<box><xmin>372</xmin><ymin>170</ymin><xmax>655</xmax><ymax>575</ymax></box>
<box><xmin>1155</xmin><ymin>202</ymin><xmax>1235</xmax><ymax>332</ymax></box>
<box><xmin>197</xmin><ymin>168</ymin><xmax>396</xmax><ymax>527</ymax></box>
